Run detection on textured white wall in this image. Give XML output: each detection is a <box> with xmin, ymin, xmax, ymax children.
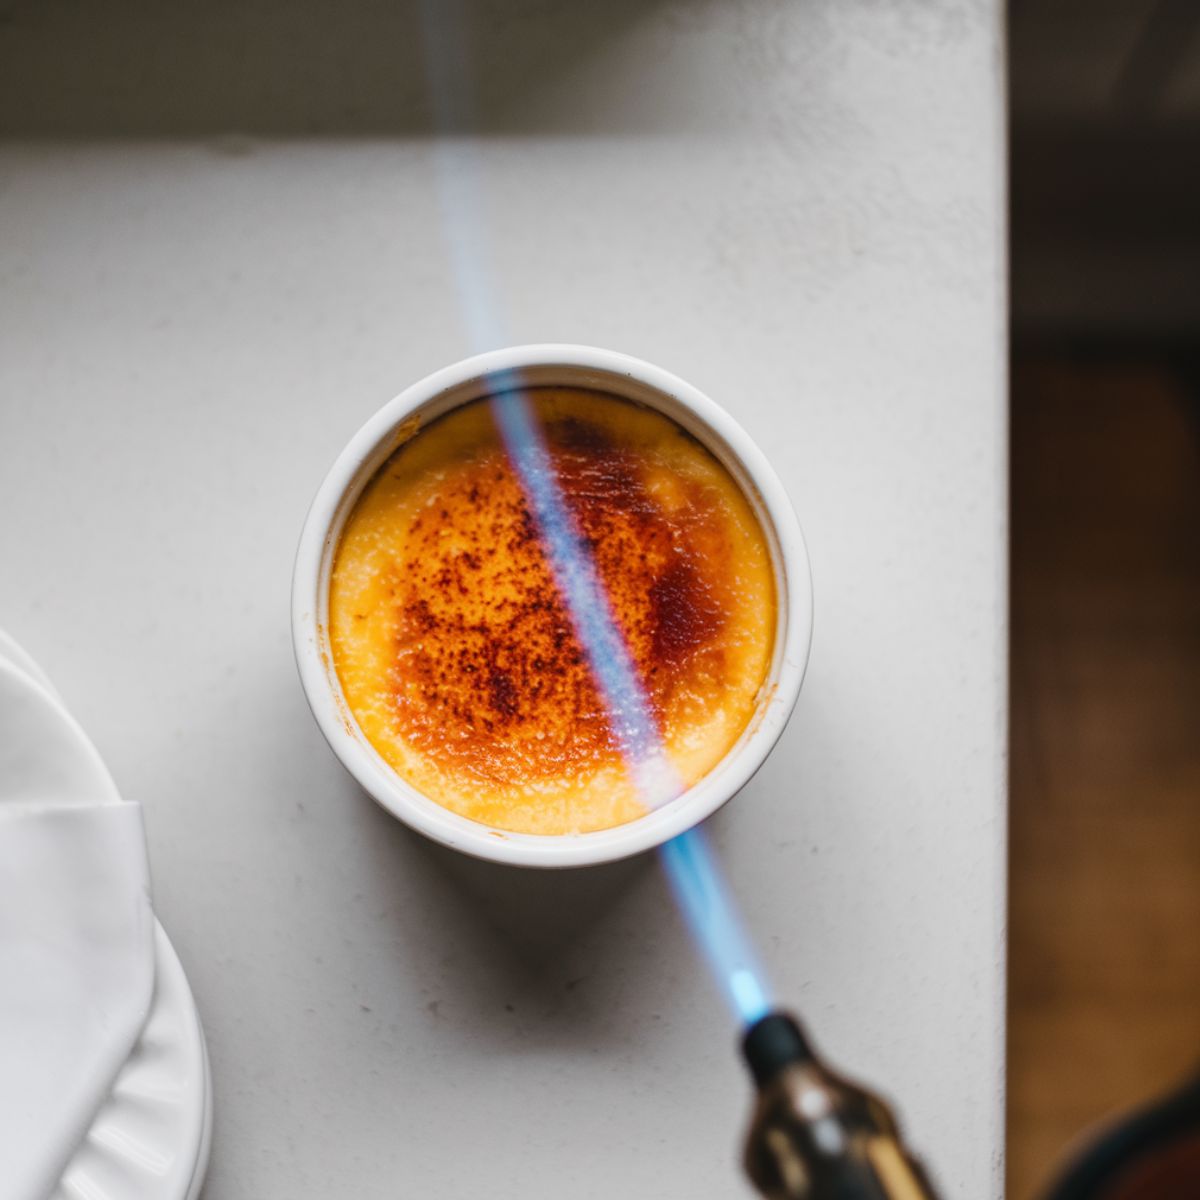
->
<box><xmin>0</xmin><ymin>2</ymin><xmax>1006</xmax><ymax>1196</ymax></box>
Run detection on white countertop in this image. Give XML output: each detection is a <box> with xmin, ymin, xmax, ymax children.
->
<box><xmin>0</xmin><ymin>2</ymin><xmax>1006</xmax><ymax>1195</ymax></box>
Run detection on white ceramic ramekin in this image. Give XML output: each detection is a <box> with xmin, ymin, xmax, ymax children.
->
<box><xmin>292</xmin><ymin>345</ymin><xmax>812</xmax><ymax>868</ymax></box>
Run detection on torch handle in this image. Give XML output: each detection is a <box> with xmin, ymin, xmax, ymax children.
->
<box><xmin>742</xmin><ymin>1015</ymin><xmax>940</xmax><ymax>1200</ymax></box>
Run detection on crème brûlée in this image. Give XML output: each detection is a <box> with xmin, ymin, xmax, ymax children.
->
<box><xmin>328</xmin><ymin>387</ymin><xmax>776</xmax><ymax>836</ymax></box>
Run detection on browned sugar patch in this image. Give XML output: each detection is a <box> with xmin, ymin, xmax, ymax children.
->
<box><xmin>387</xmin><ymin>406</ymin><xmax>733</xmax><ymax>787</ymax></box>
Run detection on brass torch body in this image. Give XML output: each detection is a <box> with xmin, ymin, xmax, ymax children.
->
<box><xmin>742</xmin><ymin>1013</ymin><xmax>939</xmax><ymax>1200</ymax></box>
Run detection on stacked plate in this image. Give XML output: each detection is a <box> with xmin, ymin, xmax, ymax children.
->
<box><xmin>0</xmin><ymin>630</ymin><xmax>211</xmax><ymax>1200</ymax></box>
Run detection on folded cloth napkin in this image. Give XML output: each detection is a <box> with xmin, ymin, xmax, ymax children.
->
<box><xmin>0</xmin><ymin>657</ymin><xmax>154</xmax><ymax>1200</ymax></box>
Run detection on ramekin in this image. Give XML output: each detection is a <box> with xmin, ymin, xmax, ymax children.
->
<box><xmin>291</xmin><ymin>345</ymin><xmax>812</xmax><ymax>868</ymax></box>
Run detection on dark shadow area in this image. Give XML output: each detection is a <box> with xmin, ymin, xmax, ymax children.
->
<box><xmin>0</xmin><ymin>0</ymin><xmax>713</xmax><ymax>137</ymax></box>
<box><xmin>411</xmin><ymin>818</ymin><xmax>653</xmax><ymax>969</ymax></box>
<box><xmin>348</xmin><ymin>777</ymin><xmax>658</xmax><ymax>1047</ymax></box>
<box><xmin>1010</xmin><ymin>1</ymin><xmax>1200</xmax><ymax>341</ymax></box>
<box><xmin>1012</xmin><ymin>125</ymin><xmax>1200</xmax><ymax>340</ymax></box>
<box><xmin>348</xmin><ymin>777</ymin><xmax>667</xmax><ymax>1051</ymax></box>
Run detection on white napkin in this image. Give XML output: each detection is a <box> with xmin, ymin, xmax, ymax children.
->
<box><xmin>0</xmin><ymin>656</ymin><xmax>155</xmax><ymax>1200</ymax></box>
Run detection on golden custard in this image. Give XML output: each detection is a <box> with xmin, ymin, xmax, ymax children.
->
<box><xmin>329</xmin><ymin>387</ymin><xmax>776</xmax><ymax>835</ymax></box>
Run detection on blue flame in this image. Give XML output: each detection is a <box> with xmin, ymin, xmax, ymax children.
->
<box><xmin>660</xmin><ymin>829</ymin><xmax>773</xmax><ymax>1024</ymax></box>
<box><xmin>487</xmin><ymin>377</ymin><xmax>679</xmax><ymax>806</ymax></box>
<box><xmin>418</xmin><ymin>0</ymin><xmax>773</xmax><ymax>1028</ymax></box>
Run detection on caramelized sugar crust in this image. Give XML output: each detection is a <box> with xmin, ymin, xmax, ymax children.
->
<box><xmin>329</xmin><ymin>388</ymin><xmax>775</xmax><ymax>835</ymax></box>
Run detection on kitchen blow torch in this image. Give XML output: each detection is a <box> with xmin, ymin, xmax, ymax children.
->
<box><xmin>741</xmin><ymin>1012</ymin><xmax>940</xmax><ymax>1200</ymax></box>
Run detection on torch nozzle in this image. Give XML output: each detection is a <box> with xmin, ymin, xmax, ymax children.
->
<box><xmin>741</xmin><ymin>1012</ymin><xmax>940</xmax><ymax>1200</ymax></box>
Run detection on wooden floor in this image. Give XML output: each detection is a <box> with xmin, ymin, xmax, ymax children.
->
<box><xmin>1007</xmin><ymin>357</ymin><xmax>1200</xmax><ymax>1198</ymax></box>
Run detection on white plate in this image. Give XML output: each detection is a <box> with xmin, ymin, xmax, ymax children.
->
<box><xmin>0</xmin><ymin>632</ymin><xmax>211</xmax><ymax>1200</ymax></box>
<box><xmin>0</xmin><ymin>628</ymin><xmax>64</xmax><ymax>705</ymax></box>
<box><xmin>50</xmin><ymin>923</ymin><xmax>212</xmax><ymax>1200</ymax></box>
